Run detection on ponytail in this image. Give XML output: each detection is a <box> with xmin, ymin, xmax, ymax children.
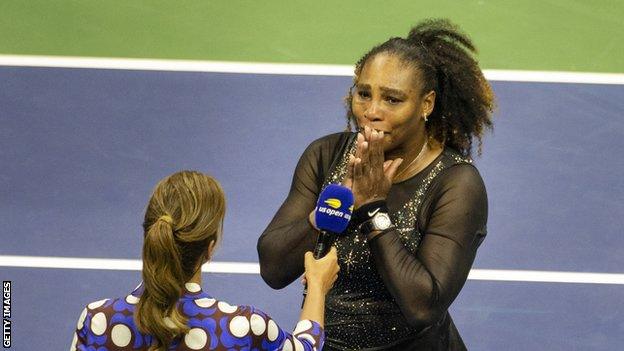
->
<box><xmin>135</xmin><ymin>171</ymin><xmax>226</xmax><ymax>350</ymax></box>
<box><xmin>136</xmin><ymin>216</ymin><xmax>189</xmax><ymax>350</ymax></box>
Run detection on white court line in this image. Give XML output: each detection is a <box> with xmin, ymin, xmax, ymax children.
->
<box><xmin>0</xmin><ymin>255</ymin><xmax>259</xmax><ymax>274</ymax></box>
<box><xmin>467</xmin><ymin>269</ymin><xmax>624</xmax><ymax>285</ymax></box>
<box><xmin>2</xmin><ymin>255</ymin><xmax>624</xmax><ymax>284</ymax></box>
<box><xmin>1</xmin><ymin>54</ymin><xmax>623</xmax><ymax>85</ymax></box>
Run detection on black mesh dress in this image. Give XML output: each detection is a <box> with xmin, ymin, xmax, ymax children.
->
<box><xmin>258</xmin><ymin>132</ymin><xmax>488</xmax><ymax>350</ymax></box>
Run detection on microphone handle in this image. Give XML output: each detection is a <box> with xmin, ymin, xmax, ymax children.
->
<box><xmin>313</xmin><ymin>230</ymin><xmax>335</xmax><ymax>259</ymax></box>
<box><xmin>303</xmin><ymin>230</ymin><xmax>336</xmax><ymax>307</ymax></box>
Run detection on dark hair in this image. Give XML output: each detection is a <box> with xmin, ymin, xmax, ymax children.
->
<box><xmin>346</xmin><ymin>18</ymin><xmax>495</xmax><ymax>156</ymax></box>
<box><xmin>135</xmin><ymin>170</ymin><xmax>225</xmax><ymax>351</ymax></box>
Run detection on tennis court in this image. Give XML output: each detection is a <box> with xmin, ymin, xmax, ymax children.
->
<box><xmin>1</xmin><ymin>2</ymin><xmax>623</xmax><ymax>350</ymax></box>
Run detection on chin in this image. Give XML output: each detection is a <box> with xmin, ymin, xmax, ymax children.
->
<box><xmin>382</xmin><ymin>138</ymin><xmax>394</xmax><ymax>153</ymax></box>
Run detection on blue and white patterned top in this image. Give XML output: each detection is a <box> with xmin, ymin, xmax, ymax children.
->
<box><xmin>71</xmin><ymin>282</ymin><xmax>324</xmax><ymax>351</ymax></box>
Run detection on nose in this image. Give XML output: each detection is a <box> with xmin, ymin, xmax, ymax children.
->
<box><xmin>363</xmin><ymin>100</ymin><xmax>383</xmax><ymax>122</ymax></box>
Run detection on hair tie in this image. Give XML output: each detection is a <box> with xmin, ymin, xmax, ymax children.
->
<box><xmin>158</xmin><ymin>215</ymin><xmax>174</xmax><ymax>226</ymax></box>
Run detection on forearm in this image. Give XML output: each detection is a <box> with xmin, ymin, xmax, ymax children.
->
<box><xmin>368</xmin><ymin>231</ymin><xmax>444</xmax><ymax>327</ymax></box>
<box><xmin>249</xmin><ymin>307</ymin><xmax>324</xmax><ymax>351</ymax></box>
<box><xmin>299</xmin><ymin>285</ymin><xmax>326</xmax><ymax>328</ymax></box>
<box><xmin>258</xmin><ymin>218</ymin><xmax>318</xmax><ymax>288</ymax></box>
<box><xmin>364</xmin><ymin>164</ymin><xmax>485</xmax><ymax>328</ymax></box>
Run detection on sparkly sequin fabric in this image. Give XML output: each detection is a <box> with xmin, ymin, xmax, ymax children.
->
<box><xmin>258</xmin><ymin>132</ymin><xmax>488</xmax><ymax>351</ymax></box>
<box><xmin>322</xmin><ymin>134</ymin><xmax>473</xmax><ymax>350</ymax></box>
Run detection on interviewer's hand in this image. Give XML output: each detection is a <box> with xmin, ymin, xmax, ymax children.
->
<box><xmin>304</xmin><ymin>247</ymin><xmax>339</xmax><ymax>295</ymax></box>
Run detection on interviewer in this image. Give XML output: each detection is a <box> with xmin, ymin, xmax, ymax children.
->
<box><xmin>72</xmin><ymin>170</ymin><xmax>339</xmax><ymax>350</ymax></box>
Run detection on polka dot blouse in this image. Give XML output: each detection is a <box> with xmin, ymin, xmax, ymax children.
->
<box><xmin>71</xmin><ymin>282</ymin><xmax>324</xmax><ymax>350</ymax></box>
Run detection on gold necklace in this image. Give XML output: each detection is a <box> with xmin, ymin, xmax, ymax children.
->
<box><xmin>393</xmin><ymin>140</ymin><xmax>429</xmax><ymax>182</ymax></box>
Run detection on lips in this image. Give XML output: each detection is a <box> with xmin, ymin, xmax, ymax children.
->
<box><xmin>358</xmin><ymin>127</ymin><xmax>390</xmax><ymax>134</ymax></box>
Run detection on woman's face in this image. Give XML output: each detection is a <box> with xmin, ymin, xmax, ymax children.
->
<box><xmin>351</xmin><ymin>53</ymin><xmax>434</xmax><ymax>157</ymax></box>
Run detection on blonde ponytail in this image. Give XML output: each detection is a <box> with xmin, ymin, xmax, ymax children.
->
<box><xmin>135</xmin><ymin>171</ymin><xmax>225</xmax><ymax>350</ymax></box>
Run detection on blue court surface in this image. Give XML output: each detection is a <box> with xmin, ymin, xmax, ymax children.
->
<box><xmin>1</xmin><ymin>65</ymin><xmax>623</xmax><ymax>350</ymax></box>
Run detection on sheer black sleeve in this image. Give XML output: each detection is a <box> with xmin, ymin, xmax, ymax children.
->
<box><xmin>257</xmin><ymin>133</ymin><xmax>346</xmax><ymax>289</ymax></box>
<box><xmin>368</xmin><ymin>164</ymin><xmax>488</xmax><ymax>328</ymax></box>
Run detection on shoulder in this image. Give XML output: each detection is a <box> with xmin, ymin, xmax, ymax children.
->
<box><xmin>185</xmin><ymin>297</ymin><xmax>263</xmax><ymax>324</ymax></box>
<box><xmin>423</xmin><ymin>150</ymin><xmax>487</xmax><ymax>210</ymax></box>
<box><xmin>228</xmin><ymin>304</ymin><xmax>276</xmax><ymax>330</ymax></box>
<box><xmin>181</xmin><ymin>298</ymin><xmax>265</xmax><ymax>345</ymax></box>
<box><xmin>438</xmin><ymin>163</ymin><xmax>484</xmax><ymax>189</ymax></box>
<box><xmin>75</xmin><ymin>297</ymin><xmax>124</xmax><ymax>339</ymax></box>
<box><xmin>302</xmin><ymin>131</ymin><xmax>352</xmax><ymax>157</ymax></box>
<box><xmin>435</xmin><ymin>149</ymin><xmax>485</xmax><ymax>190</ymax></box>
<box><xmin>206</xmin><ymin>302</ymin><xmax>283</xmax><ymax>343</ymax></box>
<box><xmin>81</xmin><ymin>297</ymin><xmax>117</xmax><ymax>325</ymax></box>
<box><xmin>295</xmin><ymin>132</ymin><xmax>354</xmax><ymax>180</ymax></box>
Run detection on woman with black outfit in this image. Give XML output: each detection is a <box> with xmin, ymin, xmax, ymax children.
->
<box><xmin>258</xmin><ymin>19</ymin><xmax>494</xmax><ymax>350</ymax></box>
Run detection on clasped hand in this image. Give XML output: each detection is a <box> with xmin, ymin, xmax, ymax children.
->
<box><xmin>308</xmin><ymin>126</ymin><xmax>403</xmax><ymax>229</ymax></box>
<box><xmin>343</xmin><ymin>126</ymin><xmax>403</xmax><ymax>209</ymax></box>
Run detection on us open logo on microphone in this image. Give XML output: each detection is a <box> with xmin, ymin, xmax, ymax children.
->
<box><xmin>317</xmin><ymin>198</ymin><xmax>352</xmax><ymax>220</ymax></box>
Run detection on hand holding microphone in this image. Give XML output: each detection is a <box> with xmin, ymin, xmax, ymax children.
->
<box><xmin>304</xmin><ymin>247</ymin><xmax>339</xmax><ymax>295</ymax></box>
<box><xmin>303</xmin><ymin>184</ymin><xmax>353</xmax><ymax>301</ymax></box>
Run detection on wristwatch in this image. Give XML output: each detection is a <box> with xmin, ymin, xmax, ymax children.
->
<box><xmin>360</xmin><ymin>212</ymin><xmax>394</xmax><ymax>234</ymax></box>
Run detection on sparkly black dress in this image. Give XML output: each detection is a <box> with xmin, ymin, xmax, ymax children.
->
<box><xmin>258</xmin><ymin>132</ymin><xmax>488</xmax><ymax>350</ymax></box>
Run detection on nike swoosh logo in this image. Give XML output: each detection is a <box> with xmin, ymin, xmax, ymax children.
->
<box><xmin>367</xmin><ymin>208</ymin><xmax>380</xmax><ymax>217</ymax></box>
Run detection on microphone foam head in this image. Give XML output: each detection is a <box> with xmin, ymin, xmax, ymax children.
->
<box><xmin>315</xmin><ymin>184</ymin><xmax>354</xmax><ymax>234</ymax></box>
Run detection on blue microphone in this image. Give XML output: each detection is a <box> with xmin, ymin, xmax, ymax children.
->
<box><xmin>303</xmin><ymin>184</ymin><xmax>354</xmax><ymax>305</ymax></box>
<box><xmin>313</xmin><ymin>184</ymin><xmax>354</xmax><ymax>258</ymax></box>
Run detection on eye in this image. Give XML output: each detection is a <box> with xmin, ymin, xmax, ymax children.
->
<box><xmin>356</xmin><ymin>90</ymin><xmax>371</xmax><ymax>99</ymax></box>
<box><xmin>385</xmin><ymin>96</ymin><xmax>403</xmax><ymax>105</ymax></box>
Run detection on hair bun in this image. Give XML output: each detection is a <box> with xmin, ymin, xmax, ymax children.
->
<box><xmin>406</xmin><ymin>18</ymin><xmax>474</xmax><ymax>53</ymax></box>
<box><xmin>158</xmin><ymin>215</ymin><xmax>174</xmax><ymax>226</ymax></box>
